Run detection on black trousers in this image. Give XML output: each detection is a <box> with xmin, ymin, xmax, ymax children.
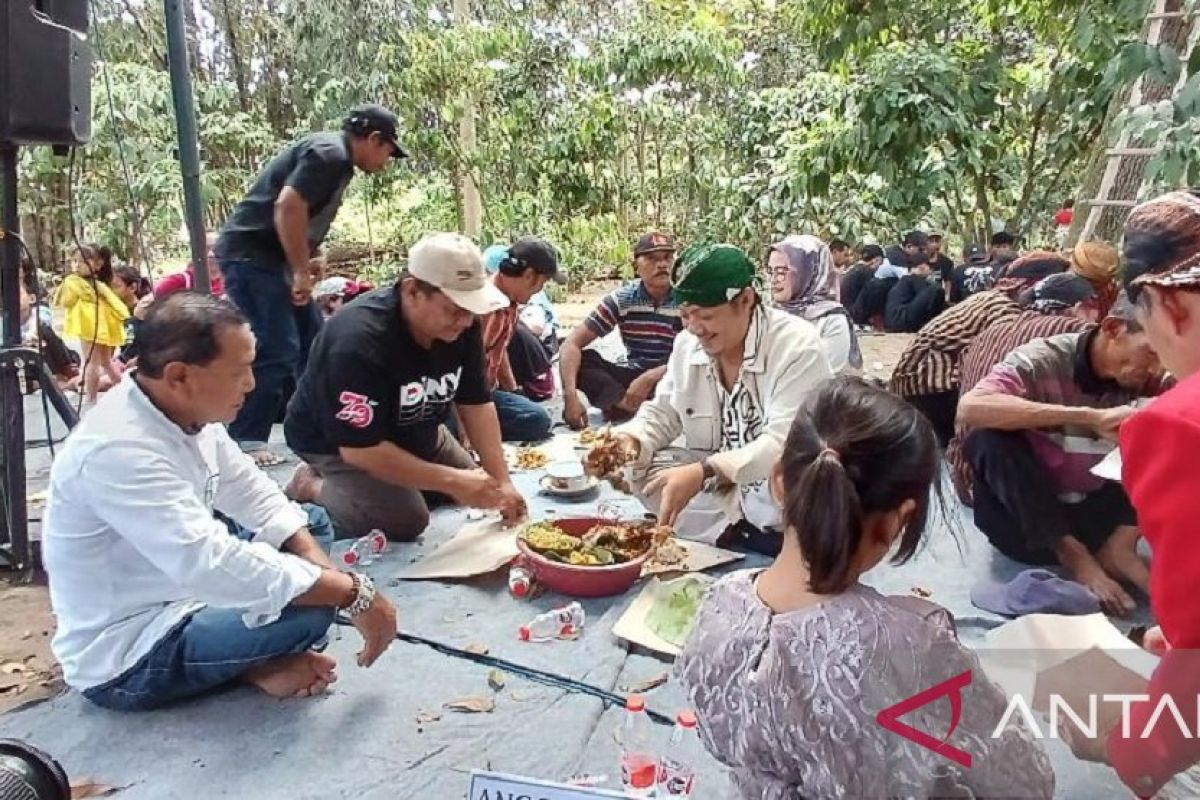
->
<box><xmin>964</xmin><ymin>429</ymin><xmax>1137</xmax><ymax>564</ymax></box>
<box><xmin>507</xmin><ymin>321</ymin><xmax>553</xmax><ymax>387</ymax></box>
<box><xmin>577</xmin><ymin>349</ymin><xmax>646</xmax><ymax>413</ymax></box>
<box><xmin>905</xmin><ymin>390</ymin><xmax>958</xmax><ymax>447</ymax></box>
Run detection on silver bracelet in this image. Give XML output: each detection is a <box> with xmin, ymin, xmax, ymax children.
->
<box><xmin>346</xmin><ymin>572</ymin><xmax>376</xmax><ymax>618</ymax></box>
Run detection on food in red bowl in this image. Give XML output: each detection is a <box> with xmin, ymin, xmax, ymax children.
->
<box><xmin>516</xmin><ymin>517</ymin><xmax>668</xmax><ymax>598</ymax></box>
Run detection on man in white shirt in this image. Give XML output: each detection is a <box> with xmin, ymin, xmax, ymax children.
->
<box><xmin>43</xmin><ymin>292</ymin><xmax>397</xmax><ymax>711</ymax></box>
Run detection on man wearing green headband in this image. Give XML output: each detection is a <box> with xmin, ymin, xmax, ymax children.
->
<box><xmin>588</xmin><ymin>244</ymin><xmax>833</xmax><ymax>552</ymax></box>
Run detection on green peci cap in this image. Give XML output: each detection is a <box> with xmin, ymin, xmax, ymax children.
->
<box><xmin>671</xmin><ymin>243</ymin><xmax>756</xmax><ymax>307</ymax></box>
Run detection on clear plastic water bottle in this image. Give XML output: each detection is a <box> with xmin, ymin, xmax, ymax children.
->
<box><xmin>337</xmin><ymin>532</ymin><xmax>388</xmax><ymax>567</ymax></box>
<box><xmin>657</xmin><ymin>710</ymin><xmax>700</xmax><ymax>797</ymax></box>
<box><xmin>508</xmin><ymin>565</ymin><xmax>534</xmax><ymax>598</ymax></box>
<box><xmin>619</xmin><ymin>695</ymin><xmax>658</xmax><ymax>797</ymax></box>
<box><xmin>518</xmin><ymin>602</ymin><xmax>586</xmax><ymax>642</ymax></box>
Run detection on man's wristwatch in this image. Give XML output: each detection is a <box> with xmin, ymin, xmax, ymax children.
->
<box><xmin>345</xmin><ymin>572</ymin><xmax>376</xmax><ymax>618</ymax></box>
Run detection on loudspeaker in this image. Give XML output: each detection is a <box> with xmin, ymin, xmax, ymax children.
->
<box><xmin>0</xmin><ymin>1</ymin><xmax>92</xmax><ymax>146</ymax></box>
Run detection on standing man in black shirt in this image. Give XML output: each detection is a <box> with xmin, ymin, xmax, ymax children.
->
<box><xmin>283</xmin><ymin>233</ymin><xmax>527</xmax><ymax>541</ymax></box>
<box><xmin>216</xmin><ymin>104</ymin><xmax>405</xmax><ymax>466</ymax></box>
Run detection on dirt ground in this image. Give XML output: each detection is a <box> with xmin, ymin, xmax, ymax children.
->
<box><xmin>0</xmin><ymin>581</ymin><xmax>63</xmax><ymax>714</ymax></box>
<box><xmin>0</xmin><ymin>284</ymin><xmax>912</xmax><ymax>717</ymax></box>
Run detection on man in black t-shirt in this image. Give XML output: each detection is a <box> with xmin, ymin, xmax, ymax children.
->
<box><xmin>928</xmin><ymin>231</ymin><xmax>956</xmax><ymax>302</ymax></box>
<box><xmin>216</xmin><ymin>104</ymin><xmax>405</xmax><ymax>466</ymax></box>
<box><xmin>284</xmin><ymin>233</ymin><xmax>527</xmax><ymax>541</ymax></box>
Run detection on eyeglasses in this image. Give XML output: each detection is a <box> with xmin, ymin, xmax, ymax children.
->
<box><xmin>769</xmin><ymin>267</ymin><xmax>790</xmax><ymax>279</ymax></box>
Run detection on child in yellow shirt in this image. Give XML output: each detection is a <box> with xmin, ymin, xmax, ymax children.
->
<box><xmin>55</xmin><ymin>244</ymin><xmax>129</xmax><ymax>405</ymax></box>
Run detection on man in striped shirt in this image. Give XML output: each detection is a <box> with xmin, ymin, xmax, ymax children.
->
<box><xmin>560</xmin><ymin>233</ymin><xmax>683</xmax><ymax>428</ymax></box>
<box><xmin>956</xmin><ymin>298</ymin><xmax>1162</xmax><ymax>615</ymax></box>
<box><xmin>890</xmin><ymin>253</ymin><xmax>1075</xmax><ymax>444</ymax></box>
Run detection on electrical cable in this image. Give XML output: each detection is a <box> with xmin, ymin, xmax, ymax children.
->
<box><xmin>333</xmin><ymin>616</ymin><xmax>675</xmax><ymax>727</ymax></box>
<box><xmin>88</xmin><ymin>0</ymin><xmax>153</xmax><ymax>278</ymax></box>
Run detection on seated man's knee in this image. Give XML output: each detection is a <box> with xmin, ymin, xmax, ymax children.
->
<box><xmin>377</xmin><ymin>504</ymin><xmax>431</xmax><ymax>543</ymax></box>
<box><xmin>290</xmin><ymin>606</ymin><xmax>336</xmax><ymax>647</ymax></box>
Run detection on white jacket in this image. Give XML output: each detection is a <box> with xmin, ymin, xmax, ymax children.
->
<box><xmin>620</xmin><ymin>305</ymin><xmax>833</xmax><ymax>524</ymax></box>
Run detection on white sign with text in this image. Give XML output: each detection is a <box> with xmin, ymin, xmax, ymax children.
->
<box><xmin>468</xmin><ymin>770</ymin><xmax>632</xmax><ymax>800</ymax></box>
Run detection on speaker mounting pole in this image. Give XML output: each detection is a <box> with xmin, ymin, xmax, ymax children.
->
<box><xmin>0</xmin><ymin>143</ymin><xmax>30</xmax><ymax>570</ymax></box>
<box><xmin>163</xmin><ymin>0</ymin><xmax>210</xmax><ymax>294</ymax></box>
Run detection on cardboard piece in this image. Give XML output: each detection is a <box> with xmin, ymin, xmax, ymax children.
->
<box><xmin>612</xmin><ymin>575</ymin><xmax>714</xmax><ymax>657</ymax></box>
<box><xmin>1090</xmin><ymin>447</ymin><xmax>1122</xmax><ymax>482</ymax></box>
<box><xmin>642</xmin><ymin>539</ymin><xmax>743</xmax><ymax>578</ymax></box>
<box><xmin>978</xmin><ymin>612</ymin><xmax>1159</xmax><ymax>735</ymax></box>
<box><xmin>394</xmin><ymin>519</ymin><xmax>518</xmax><ymax>580</ymax></box>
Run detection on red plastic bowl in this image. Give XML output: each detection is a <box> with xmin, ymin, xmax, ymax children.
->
<box><xmin>516</xmin><ymin>517</ymin><xmax>650</xmax><ymax>598</ymax></box>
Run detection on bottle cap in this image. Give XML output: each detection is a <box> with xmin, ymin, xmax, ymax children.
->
<box><xmin>518</xmin><ymin>626</ymin><xmax>531</xmax><ymax>641</ymax></box>
<box><xmin>626</xmin><ymin>695</ymin><xmax>645</xmax><ymax>712</ymax></box>
<box><xmin>677</xmin><ymin>710</ymin><xmax>697</xmax><ymax>728</ymax></box>
<box><xmin>340</xmin><ymin>549</ymin><xmax>359</xmax><ymax>566</ymax></box>
<box><xmin>510</xmin><ymin>582</ymin><xmax>529</xmax><ymax>598</ymax></box>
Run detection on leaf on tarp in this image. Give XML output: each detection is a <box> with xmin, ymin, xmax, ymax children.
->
<box><xmin>464</xmin><ymin>643</ymin><xmax>490</xmax><ymax>656</ymax></box>
<box><xmin>415</xmin><ymin>710</ymin><xmax>442</xmax><ymax>725</ymax></box>
<box><xmin>1</xmin><ymin>662</ymin><xmax>26</xmax><ymax>675</ymax></box>
<box><xmin>487</xmin><ymin>670</ymin><xmax>506</xmax><ymax>692</ymax></box>
<box><xmin>70</xmin><ymin>780</ymin><xmax>124</xmax><ymax>798</ymax></box>
<box><xmin>510</xmin><ymin>690</ymin><xmax>540</xmax><ymax>703</ymax></box>
<box><xmin>443</xmin><ymin>696</ymin><xmax>495</xmax><ymax>714</ymax></box>
<box><xmin>911</xmin><ymin>586</ymin><xmax>932</xmax><ymax>598</ymax></box>
<box><xmin>619</xmin><ymin>673</ymin><xmax>668</xmax><ymax>694</ymax></box>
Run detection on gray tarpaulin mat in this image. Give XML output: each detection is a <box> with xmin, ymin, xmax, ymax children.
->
<box><xmin>8</xmin><ymin>400</ymin><xmax>1148</xmax><ymax>798</ymax></box>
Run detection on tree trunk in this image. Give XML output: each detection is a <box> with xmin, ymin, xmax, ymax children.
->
<box><xmin>452</xmin><ymin>0</ymin><xmax>482</xmax><ymax>237</ymax></box>
<box><xmin>220</xmin><ymin>0</ymin><xmax>250</xmax><ymax>113</ymax></box>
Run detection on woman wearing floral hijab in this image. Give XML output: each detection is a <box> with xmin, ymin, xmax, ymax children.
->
<box><xmin>768</xmin><ymin>235</ymin><xmax>862</xmax><ymax>373</ymax></box>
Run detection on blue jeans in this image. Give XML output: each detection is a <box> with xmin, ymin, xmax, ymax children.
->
<box><xmin>83</xmin><ymin>505</ymin><xmax>338</xmax><ymax>711</ymax></box>
<box><xmin>223</xmin><ymin>503</ymin><xmax>336</xmax><ymax>552</ymax></box>
<box><xmin>493</xmin><ymin>390</ymin><xmax>552</xmax><ymax>442</ymax></box>
<box><xmin>221</xmin><ymin>258</ymin><xmax>322</xmax><ymax>447</ymax></box>
<box><xmin>83</xmin><ymin>605</ymin><xmax>335</xmax><ymax>711</ymax></box>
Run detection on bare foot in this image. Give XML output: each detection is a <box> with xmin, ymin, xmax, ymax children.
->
<box><xmin>1097</xmin><ymin>526</ymin><xmax>1150</xmax><ymax>595</ymax></box>
<box><xmin>243</xmin><ymin>652</ymin><xmax>337</xmax><ymax>699</ymax></box>
<box><xmin>285</xmin><ymin>462</ymin><xmax>323</xmax><ymax>503</ymax></box>
<box><xmin>248</xmin><ymin>449</ymin><xmax>288</xmax><ymax>468</ymax></box>
<box><xmin>1056</xmin><ymin>535</ymin><xmax>1135</xmax><ymax>616</ymax></box>
<box><xmin>1074</xmin><ymin>561</ymin><xmax>1136</xmax><ymax>616</ymax></box>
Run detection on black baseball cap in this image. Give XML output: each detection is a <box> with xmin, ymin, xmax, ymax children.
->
<box><xmin>967</xmin><ymin>243</ymin><xmax>989</xmax><ymax>264</ymax></box>
<box><xmin>634</xmin><ymin>232</ymin><xmax>677</xmax><ymax>257</ymax></box>
<box><xmin>507</xmin><ymin>236</ymin><xmax>567</xmax><ymax>285</ymax></box>
<box><xmin>344</xmin><ymin>104</ymin><xmax>407</xmax><ymax>158</ymax></box>
<box><xmin>903</xmin><ymin>230</ymin><xmax>930</xmax><ymax>248</ymax></box>
<box><xmin>861</xmin><ymin>244</ymin><xmax>885</xmax><ymax>261</ymax></box>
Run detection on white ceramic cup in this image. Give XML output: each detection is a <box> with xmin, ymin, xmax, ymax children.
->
<box><xmin>545</xmin><ymin>460</ymin><xmax>588</xmax><ymax>491</ymax></box>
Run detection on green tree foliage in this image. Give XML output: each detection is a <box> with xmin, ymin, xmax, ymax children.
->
<box><xmin>15</xmin><ymin>0</ymin><xmax>1183</xmax><ymax>281</ymax></box>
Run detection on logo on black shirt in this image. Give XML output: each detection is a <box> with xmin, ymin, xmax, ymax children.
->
<box><xmin>336</xmin><ymin>391</ymin><xmax>377</xmax><ymax>428</ymax></box>
<box><xmin>397</xmin><ymin>370</ymin><xmax>462</xmax><ymax>424</ymax></box>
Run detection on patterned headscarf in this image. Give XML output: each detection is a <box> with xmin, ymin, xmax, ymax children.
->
<box><xmin>1021</xmin><ymin>272</ymin><xmax>1096</xmax><ymax>314</ymax></box>
<box><xmin>769</xmin><ymin>235</ymin><xmax>842</xmax><ymax>321</ymax></box>
<box><xmin>1123</xmin><ymin>190</ymin><xmax>1200</xmax><ymax>294</ymax></box>
<box><xmin>994</xmin><ymin>251</ymin><xmax>1070</xmax><ymax>297</ymax></box>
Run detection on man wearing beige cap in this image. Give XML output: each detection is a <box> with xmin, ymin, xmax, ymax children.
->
<box><xmin>284</xmin><ymin>233</ymin><xmax>527</xmax><ymax>541</ymax></box>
